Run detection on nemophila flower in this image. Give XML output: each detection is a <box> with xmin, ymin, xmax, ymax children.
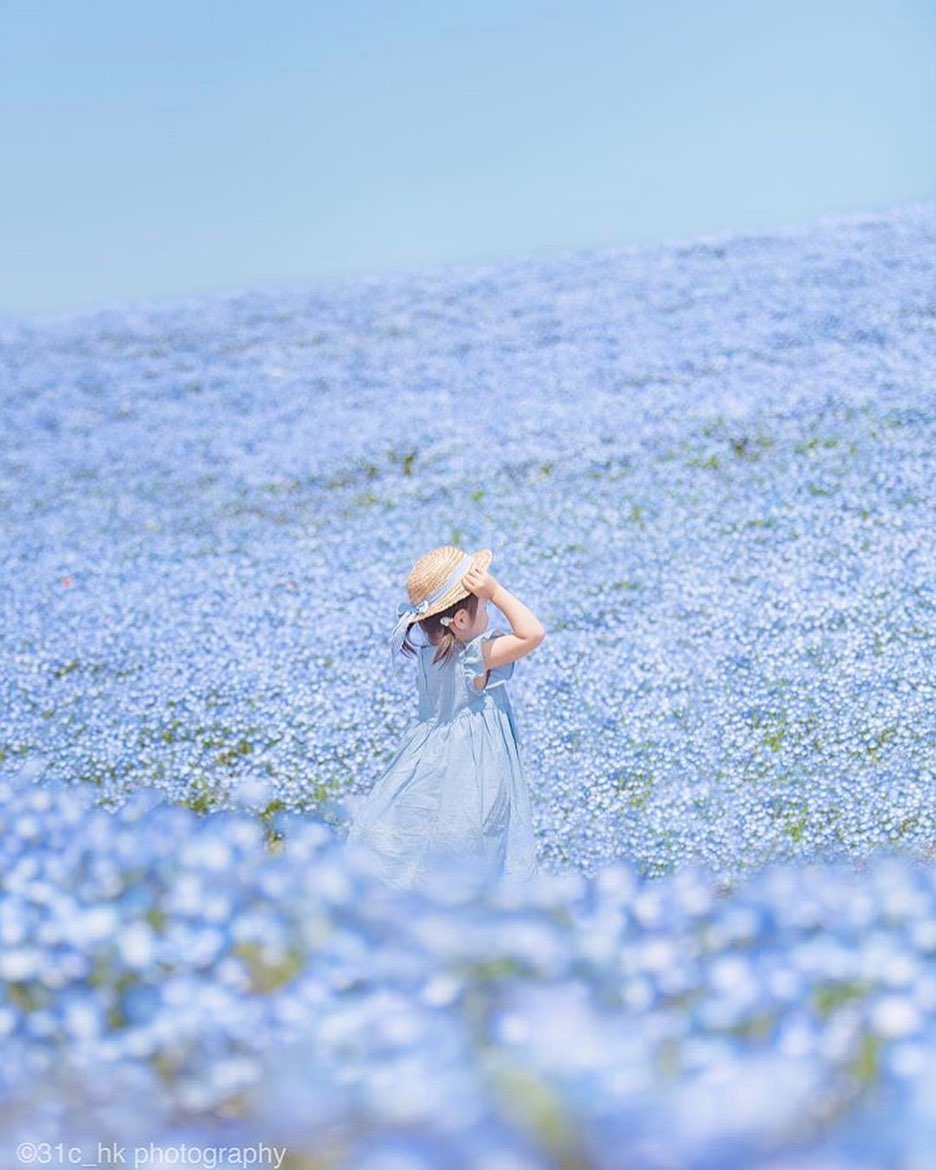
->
<box><xmin>0</xmin><ymin>204</ymin><xmax>934</xmax><ymax>1166</ymax></box>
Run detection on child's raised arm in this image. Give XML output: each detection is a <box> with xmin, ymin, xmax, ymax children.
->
<box><xmin>462</xmin><ymin>565</ymin><xmax>545</xmax><ymax>673</ymax></box>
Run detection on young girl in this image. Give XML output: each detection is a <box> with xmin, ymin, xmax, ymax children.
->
<box><xmin>345</xmin><ymin>544</ymin><xmax>545</xmax><ymax>892</ymax></box>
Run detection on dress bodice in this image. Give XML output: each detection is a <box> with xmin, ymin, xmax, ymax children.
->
<box><xmin>415</xmin><ymin>628</ymin><xmax>516</xmax><ymax>725</ymax></box>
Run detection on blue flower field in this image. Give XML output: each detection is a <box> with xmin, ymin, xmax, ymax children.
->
<box><xmin>1</xmin><ymin>201</ymin><xmax>934</xmax><ymax>1168</ymax></box>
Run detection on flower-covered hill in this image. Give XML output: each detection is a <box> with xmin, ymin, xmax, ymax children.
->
<box><xmin>1</xmin><ymin>201</ymin><xmax>934</xmax><ymax>880</ymax></box>
<box><xmin>1</xmin><ymin>200</ymin><xmax>936</xmax><ymax>1168</ymax></box>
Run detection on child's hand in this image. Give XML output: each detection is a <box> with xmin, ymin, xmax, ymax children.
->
<box><xmin>462</xmin><ymin>564</ymin><xmax>499</xmax><ymax>601</ymax></box>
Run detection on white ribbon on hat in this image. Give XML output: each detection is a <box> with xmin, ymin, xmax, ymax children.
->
<box><xmin>389</xmin><ymin>551</ymin><xmax>475</xmax><ymax>661</ymax></box>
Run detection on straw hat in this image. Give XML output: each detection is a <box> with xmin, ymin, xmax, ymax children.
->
<box><xmin>405</xmin><ymin>545</ymin><xmax>492</xmax><ymax>621</ymax></box>
<box><xmin>389</xmin><ymin>545</ymin><xmax>492</xmax><ymax>658</ymax></box>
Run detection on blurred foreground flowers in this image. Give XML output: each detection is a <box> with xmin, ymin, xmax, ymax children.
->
<box><xmin>1</xmin><ymin>764</ymin><xmax>935</xmax><ymax>1169</ymax></box>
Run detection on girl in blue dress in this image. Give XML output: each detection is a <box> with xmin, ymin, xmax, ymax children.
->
<box><xmin>345</xmin><ymin>545</ymin><xmax>545</xmax><ymax>892</ymax></box>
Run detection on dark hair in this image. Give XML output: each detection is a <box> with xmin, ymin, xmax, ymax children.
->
<box><xmin>400</xmin><ymin>592</ymin><xmax>480</xmax><ymax>667</ymax></box>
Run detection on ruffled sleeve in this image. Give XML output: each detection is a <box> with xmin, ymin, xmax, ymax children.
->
<box><xmin>462</xmin><ymin>629</ymin><xmax>515</xmax><ymax>694</ymax></box>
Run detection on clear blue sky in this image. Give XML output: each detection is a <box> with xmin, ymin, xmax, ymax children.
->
<box><xmin>2</xmin><ymin>0</ymin><xmax>934</xmax><ymax>317</ymax></box>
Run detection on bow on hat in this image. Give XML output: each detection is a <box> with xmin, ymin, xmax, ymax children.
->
<box><xmin>389</xmin><ymin>551</ymin><xmax>475</xmax><ymax>662</ymax></box>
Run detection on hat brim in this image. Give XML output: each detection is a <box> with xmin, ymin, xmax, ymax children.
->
<box><xmin>408</xmin><ymin>547</ymin><xmax>493</xmax><ymax>625</ymax></box>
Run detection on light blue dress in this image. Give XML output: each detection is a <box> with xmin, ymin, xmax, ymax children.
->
<box><xmin>346</xmin><ymin>628</ymin><xmax>540</xmax><ymax>892</ymax></box>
